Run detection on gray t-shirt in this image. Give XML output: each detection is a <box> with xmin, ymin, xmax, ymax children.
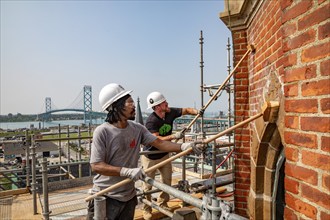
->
<box><xmin>90</xmin><ymin>120</ymin><xmax>157</xmax><ymax>202</ymax></box>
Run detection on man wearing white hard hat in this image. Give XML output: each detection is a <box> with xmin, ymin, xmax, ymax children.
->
<box><xmin>87</xmin><ymin>83</ymin><xmax>204</xmax><ymax>220</ymax></box>
<box><xmin>141</xmin><ymin>91</ymin><xmax>199</xmax><ymax>220</ymax></box>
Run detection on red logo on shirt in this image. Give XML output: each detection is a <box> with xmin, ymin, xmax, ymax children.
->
<box><xmin>130</xmin><ymin>139</ymin><xmax>136</xmax><ymax>148</ymax></box>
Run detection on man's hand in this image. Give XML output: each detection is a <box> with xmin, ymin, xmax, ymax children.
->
<box><xmin>180</xmin><ymin>141</ymin><xmax>205</xmax><ymax>155</ymax></box>
<box><xmin>120</xmin><ymin>167</ymin><xmax>145</xmax><ymax>181</ymax></box>
<box><xmin>172</xmin><ymin>131</ymin><xmax>184</xmax><ymax>140</ymax></box>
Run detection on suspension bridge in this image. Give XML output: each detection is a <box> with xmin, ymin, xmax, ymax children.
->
<box><xmin>37</xmin><ymin>85</ymin><xmax>106</xmax><ymax>123</ymax></box>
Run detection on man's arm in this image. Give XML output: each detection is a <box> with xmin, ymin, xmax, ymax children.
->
<box><xmin>149</xmin><ymin>138</ymin><xmax>182</xmax><ymax>152</ymax></box>
<box><xmin>149</xmin><ymin>138</ymin><xmax>205</xmax><ymax>155</ymax></box>
<box><xmin>90</xmin><ymin>162</ymin><xmax>121</xmax><ymax>176</ymax></box>
<box><xmin>182</xmin><ymin>108</ymin><xmax>198</xmax><ymax>115</ymax></box>
<box><xmin>91</xmin><ymin>162</ymin><xmax>145</xmax><ymax>181</ymax></box>
<box><xmin>151</xmin><ymin>131</ymin><xmax>181</xmax><ymax>141</ymax></box>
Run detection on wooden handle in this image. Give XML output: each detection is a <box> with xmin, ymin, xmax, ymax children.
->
<box><xmin>85</xmin><ymin>111</ymin><xmax>262</xmax><ymax>202</ymax></box>
<box><xmin>203</xmin><ymin>113</ymin><xmax>263</xmax><ymax>144</ymax></box>
<box><xmin>85</xmin><ymin>100</ymin><xmax>276</xmax><ymax>202</ymax></box>
<box><xmin>183</xmin><ymin>46</ymin><xmax>254</xmax><ymax>132</ymax></box>
<box><xmin>85</xmin><ymin>148</ymin><xmax>193</xmax><ymax>202</ymax></box>
<box><xmin>85</xmin><ymin>178</ymin><xmax>132</xmax><ymax>202</ymax></box>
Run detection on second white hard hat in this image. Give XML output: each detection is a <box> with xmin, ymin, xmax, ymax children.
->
<box><xmin>147</xmin><ymin>91</ymin><xmax>166</xmax><ymax>109</ymax></box>
<box><xmin>99</xmin><ymin>83</ymin><xmax>132</xmax><ymax>112</ymax></box>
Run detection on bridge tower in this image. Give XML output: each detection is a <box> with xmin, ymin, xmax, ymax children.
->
<box><xmin>83</xmin><ymin>85</ymin><xmax>92</xmax><ymax>124</ymax></box>
<box><xmin>44</xmin><ymin>97</ymin><xmax>52</xmax><ymax>121</ymax></box>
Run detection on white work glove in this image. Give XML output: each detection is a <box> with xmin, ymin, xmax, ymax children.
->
<box><xmin>120</xmin><ymin>167</ymin><xmax>145</xmax><ymax>181</ymax></box>
<box><xmin>172</xmin><ymin>131</ymin><xmax>184</xmax><ymax>140</ymax></box>
<box><xmin>180</xmin><ymin>141</ymin><xmax>205</xmax><ymax>155</ymax></box>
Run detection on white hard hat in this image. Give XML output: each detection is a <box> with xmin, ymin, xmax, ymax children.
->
<box><xmin>99</xmin><ymin>83</ymin><xmax>132</xmax><ymax>112</ymax></box>
<box><xmin>147</xmin><ymin>91</ymin><xmax>166</xmax><ymax>109</ymax></box>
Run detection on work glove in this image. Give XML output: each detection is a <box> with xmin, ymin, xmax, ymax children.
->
<box><xmin>198</xmin><ymin>109</ymin><xmax>204</xmax><ymax>116</ymax></box>
<box><xmin>120</xmin><ymin>167</ymin><xmax>145</xmax><ymax>181</ymax></box>
<box><xmin>180</xmin><ymin>141</ymin><xmax>205</xmax><ymax>155</ymax></box>
<box><xmin>172</xmin><ymin>131</ymin><xmax>184</xmax><ymax>140</ymax></box>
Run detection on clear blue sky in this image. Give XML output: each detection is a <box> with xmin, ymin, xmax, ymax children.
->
<box><xmin>1</xmin><ymin>0</ymin><xmax>232</xmax><ymax>116</ymax></box>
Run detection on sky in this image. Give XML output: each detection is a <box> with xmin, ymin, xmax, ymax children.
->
<box><xmin>1</xmin><ymin>0</ymin><xmax>232</xmax><ymax>116</ymax></box>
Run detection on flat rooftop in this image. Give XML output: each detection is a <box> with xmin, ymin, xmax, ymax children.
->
<box><xmin>2</xmin><ymin>171</ymin><xmax>233</xmax><ymax>220</ymax></box>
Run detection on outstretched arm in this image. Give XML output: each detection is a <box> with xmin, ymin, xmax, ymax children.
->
<box><xmin>149</xmin><ymin>138</ymin><xmax>182</xmax><ymax>152</ymax></box>
<box><xmin>182</xmin><ymin>108</ymin><xmax>198</xmax><ymax>115</ymax></box>
<box><xmin>91</xmin><ymin>162</ymin><xmax>121</xmax><ymax>176</ymax></box>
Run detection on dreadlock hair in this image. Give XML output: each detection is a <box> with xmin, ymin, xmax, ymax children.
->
<box><xmin>105</xmin><ymin>94</ymin><xmax>131</xmax><ymax>124</ymax></box>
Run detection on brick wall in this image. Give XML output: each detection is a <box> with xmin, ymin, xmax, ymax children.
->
<box><xmin>282</xmin><ymin>0</ymin><xmax>330</xmax><ymax>219</ymax></box>
<box><xmin>232</xmin><ymin>30</ymin><xmax>251</xmax><ymax>216</ymax></box>
<box><xmin>222</xmin><ymin>0</ymin><xmax>330</xmax><ymax>219</ymax></box>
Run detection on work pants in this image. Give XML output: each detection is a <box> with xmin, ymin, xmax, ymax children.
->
<box><xmin>86</xmin><ymin>195</ymin><xmax>137</xmax><ymax>220</ymax></box>
<box><xmin>141</xmin><ymin>154</ymin><xmax>172</xmax><ymax>212</ymax></box>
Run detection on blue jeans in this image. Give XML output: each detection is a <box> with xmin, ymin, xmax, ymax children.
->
<box><xmin>87</xmin><ymin>196</ymin><xmax>137</xmax><ymax>220</ymax></box>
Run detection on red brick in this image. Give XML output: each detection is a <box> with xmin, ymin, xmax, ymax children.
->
<box><xmin>302</xmin><ymin>42</ymin><xmax>330</xmax><ymax>63</ymax></box>
<box><xmin>321</xmin><ymin>98</ymin><xmax>330</xmax><ymax>114</ymax></box>
<box><xmin>283</xmin><ymin>22</ymin><xmax>297</xmax><ymax>38</ymax></box>
<box><xmin>285</xmin><ymin>115</ymin><xmax>299</xmax><ymax>129</ymax></box>
<box><xmin>236</xmin><ymin>85</ymin><xmax>249</xmax><ymax>92</ymax></box>
<box><xmin>321</xmin><ymin>211</ymin><xmax>330</xmax><ymax>220</ymax></box>
<box><xmin>284</xmin><ymin>207</ymin><xmax>298</xmax><ymax>220</ymax></box>
<box><xmin>321</xmin><ymin>136</ymin><xmax>330</xmax><ymax>152</ymax></box>
<box><xmin>235</xmin><ymin>195</ymin><xmax>248</xmax><ymax>202</ymax></box>
<box><xmin>284</xmin><ymin>83</ymin><xmax>298</xmax><ymax>97</ymax></box>
<box><xmin>284</xmin><ymin>131</ymin><xmax>317</xmax><ymax>149</ymax></box>
<box><xmin>319</xmin><ymin>0</ymin><xmax>328</xmax><ymax>4</ymax></box>
<box><xmin>235</xmin><ymin>72</ymin><xmax>248</xmax><ymax>79</ymax></box>
<box><xmin>282</xmin><ymin>0</ymin><xmax>313</xmax><ymax>23</ymax></box>
<box><xmin>320</xmin><ymin>59</ymin><xmax>330</xmax><ymax>76</ymax></box>
<box><xmin>284</xmin><ymin>64</ymin><xmax>316</xmax><ymax>82</ymax></box>
<box><xmin>280</xmin><ymin>0</ymin><xmax>293</xmax><ymax>10</ymax></box>
<box><xmin>322</xmin><ymin>173</ymin><xmax>330</xmax><ymax>191</ymax></box>
<box><xmin>302</xmin><ymin>79</ymin><xmax>330</xmax><ymax>96</ymax></box>
<box><xmin>283</xmin><ymin>53</ymin><xmax>297</xmax><ymax>68</ymax></box>
<box><xmin>298</xmin><ymin>3</ymin><xmax>330</xmax><ymax>31</ymax></box>
<box><xmin>285</xmin><ymin>99</ymin><xmax>318</xmax><ymax>113</ymax></box>
<box><xmin>285</xmin><ymin>162</ymin><xmax>318</xmax><ymax>185</ymax></box>
<box><xmin>285</xmin><ymin>147</ymin><xmax>299</xmax><ymax>162</ymax></box>
<box><xmin>302</xmin><ymin>149</ymin><xmax>330</xmax><ymax>171</ymax></box>
<box><xmin>285</xmin><ymin>29</ymin><xmax>316</xmax><ymax>51</ymax></box>
<box><xmin>285</xmin><ymin>193</ymin><xmax>317</xmax><ymax>219</ymax></box>
<box><xmin>301</xmin><ymin>183</ymin><xmax>330</xmax><ymax>209</ymax></box>
<box><xmin>301</xmin><ymin>117</ymin><xmax>330</xmax><ymax>133</ymax></box>
<box><xmin>285</xmin><ymin>177</ymin><xmax>299</xmax><ymax>194</ymax></box>
<box><xmin>318</xmin><ymin>21</ymin><xmax>330</xmax><ymax>40</ymax></box>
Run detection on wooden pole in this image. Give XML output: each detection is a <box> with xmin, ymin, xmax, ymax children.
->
<box><xmin>85</xmin><ymin>100</ymin><xmax>279</xmax><ymax>203</ymax></box>
<box><xmin>183</xmin><ymin>45</ymin><xmax>255</xmax><ymax>132</ymax></box>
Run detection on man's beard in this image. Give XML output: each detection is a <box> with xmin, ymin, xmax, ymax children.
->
<box><xmin>128</xmin><ymin>115</ymin><xmax>135</xmax><ymax>120</ymax></box>
<box><xmin>128</xmin><ymin>110</ymin><xmax>136</xmax><ymax>120</ymax></box>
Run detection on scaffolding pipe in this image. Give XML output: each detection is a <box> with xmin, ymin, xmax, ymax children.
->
<box><xmin>41</xmin><ymin>158</ymin><xmax>50</xmax><ymax>220</ymax></box>
<box><xmin>66</xmin><ymin>126</ymin><xmax>71</xmax><ymax>174</ymax></box>
<box><xmin>58</xmin><ymin>124</ymin><xmax>62</xmax><ymax>181</ymax></box>
<box><xmin>227</xmin><ymin>37</ymin><xmax>232</xmax><ymax>144</ymax></box>
<box><xmin>211</xmin><ymin>197</ymin><xmax>221</xmax><ymax>219</ymax></box>
<box><xmin>144</xmin><ymin>177</ymin><xmax>203</xmax><ymax>209</ymax></box>
<box><xmin>88</xmin><ymin>123</ymin><xmax>92</xmax><ymax>177</ymax></box>
<box><xmin>30</xmin><ymin>135</ymin><xmax>38</xmax><ymax>215</ymax></box>
<box><xmin>25</xmin><ymin>130</ymin><xmax>30</xmax><ymax>187</ymax></box>
<box><xmin>211</xmin><ymin>140</ymin><xmax>217</xmax><ymax>195</ymax></box>
<box><xmin>78</xmin><ymin>127</ymin><xmax>82</xmax><ymax>178</ymax></box>
<box><xmin>199</xmin><ymin>30</ymin><xmax>205</xmax><ymax>179</ymax></box>
<box><xmin>85</xmin><ymin>106</ymin><xmax>269</xmax><ymax>202</ymax></box>
<box><xmin>94</xmin><ymin>196</ymin><xmax>106</xmax><ymax>220</ymax></box>
<box><xmin>179</xmin><ymin>44</ymin><xmax>254</xmax><ymax>134</ymax></box>
<box><xmin>140</xmin><ymin>198</ymin><xmax>174</xmax><ymax>218</ymax></box>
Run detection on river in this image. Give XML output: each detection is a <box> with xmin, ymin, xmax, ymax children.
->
<box><xmin>0</xmin><ymin>119</ymin><xmax>105</xmax><ymax>130</ymax></box>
